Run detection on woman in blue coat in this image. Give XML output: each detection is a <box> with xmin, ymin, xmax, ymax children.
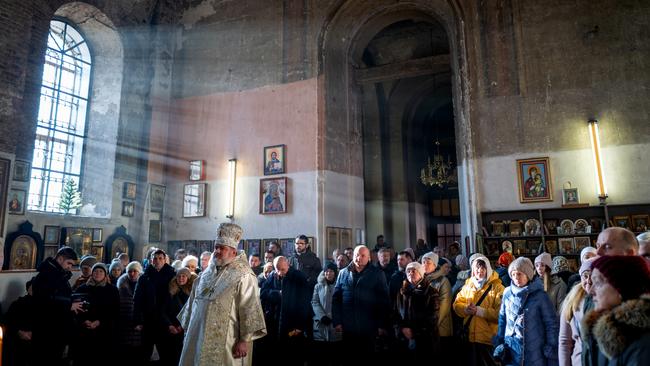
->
<box><xmin>493</xmin><ymin>257</ymin><xmax>559</xmax><ymax>366</ymax></box>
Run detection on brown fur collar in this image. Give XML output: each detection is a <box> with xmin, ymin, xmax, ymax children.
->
<box><xmin>169</xmin><ymin>272</ymin><xmax>197</xmax><ymax>296</ymax></box>
<box><xmin>582</xmin><ymin>294</ymin><xmax>650</xmax><ymax>359</ymax></box>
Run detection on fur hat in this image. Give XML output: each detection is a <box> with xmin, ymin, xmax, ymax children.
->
<box><xmin>79</xmin><ymin>255</ymin><xmax>98</xmax><ymax>268</ymax></box>
<box><xmin>215</xmin><ymin>223</ymin><xmax>243</xmax><ymax>249</ymax></box>
<box><xmin>509</xmin><ymin>257</ymin><xmax>535</xmax><ymax>281</ymax></box>
<box><xmin>535</xmin><ymin>252</ymin><xmax>552</xmax><ymax>270</ymax></box>
<box><xmin>126</xmin><ymin>261</ymin><xmax>143</xmax><ymax>273</ymax></box>
<box><xmin>580</xmin><ymin>246</ymin><xmax>598</xmax><ymax>263</ymax></box>
<box><xmin>92</xmin><ymin>262</ymin><xmax>108</xmax><ymax>274</ymax></box>
<box><xmin>592</xmin><ymin>255</ymin><xmax>650</xmax><ymax>301</ymax></box>
<box><xmin>406</xmin><ymin>261</ymin><xmax>425</xmax><ymax>278</ymax></box>
<box><xmin>552</xmin><ymin>256</ymin><xmax>570</xmax><ymax>274</ymax></box>
<box><xmin>421</xmin><ymin>252</ymin><xmax>439</xmax><ymax>266</ymax></box>
<box><xmin>497</xmin><ymin>252</ymin><xmax>514</xmax><ymax>267</ymax></box>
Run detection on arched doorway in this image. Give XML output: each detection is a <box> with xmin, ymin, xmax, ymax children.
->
<box><xmin>318</xmin><ymin>1</ymin><xmax>478</xmax><ymax>253</ymax></box>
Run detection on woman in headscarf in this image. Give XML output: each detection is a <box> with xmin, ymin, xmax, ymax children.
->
<box><xmin>581</xmin><ymin>256</ymin><xmax>650</xmax><ymax>365</ymax></box>
<box><xmin>453</xmin><ymin>254</ymin><xmax>505</xmax><ymax>366</ymax></box>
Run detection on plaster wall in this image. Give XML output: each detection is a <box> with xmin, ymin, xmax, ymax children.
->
<box><xmin>478</xmin><ymin>143</ymin><xmax>650</xmax><ymax>211</ymax></box>
<box><xmin>466</xmin><ymin>0</ymin><xmax>650</xmax><ymax>213</ymax></box>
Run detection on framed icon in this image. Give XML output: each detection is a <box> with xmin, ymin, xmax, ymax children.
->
<box><xmin>43</xmin><ymin>225</ymin><xmax>61</xmax><ymax>244</ymax></box>
<box><xmin>92</xmin><ymin>228</ymin><xmax>103</xmax><ymax>243</ymax></box>
<box><xmin>148</xmin><ymin>220</ymin><xmax>162</xmax><ymax>243</ymax></box>
<box><xmin>263</xmin><ymin>144</ymin><xmax>285</xmax><ymax>175</ymax></box>
<box><xmin>183</xmin><ymin>183</ymin><xmax>207</xmax><ymax>218</ymax></box>
<box><xmin>562</xmin><ymin>188</ymin><xmax>579</xmax><ymax>205</ymax></box>
<box><xmin>123</xmin><ymin>182</ymin><xmax>137</xmax><ymax>200</ymax></box>
<box><xmin>13</xmin><ymin>160</ymin><xmax>31</xmax><ymax>182</ymax></box>
<box><xmin>121</xmin><ymin>201</ymin><xmax>134</xmax><ymax>217</ymax></box>
<box><xmin>259</xmin><ymin>177</ymin><xmax>287</xmax><ymax>214</ymax></box>
<box><xmin>8</xmin><ymin>188</ymin><xmax>26</xmax><ymax>215</ymax></box>
<box><xmin>149</xmin><ymin>184</ymin><xmax>166</xmax><ymax>213</ymax></box>
<box><xmin>516</xmin><ymin>157</ymin><xmax>553</xmax><ymax>203</ymax></box>
<box><xmin>189</xmin><ymin>160</ymin><xmax>205</xmax><ymax>181</ymax></box>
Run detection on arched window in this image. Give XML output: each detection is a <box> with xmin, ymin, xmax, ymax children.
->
<box><xmin>28</xmin><ymin>19</ymin><xmax>91</xmax><ymax>213</ymax></box>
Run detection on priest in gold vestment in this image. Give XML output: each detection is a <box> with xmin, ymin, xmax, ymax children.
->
<box><xmin>178</xmin><ymin>223</ymin><xmax>267</xmax><ymax>365</ymax></box>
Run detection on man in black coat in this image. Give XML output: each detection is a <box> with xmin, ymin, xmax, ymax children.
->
<box><xmin>260</xmin><ymin>256</ymin><xmax>312</xmax><ymax>366</ymax></box>
<box><xmin>332</xmin><ymin>245</ymin><xmax>389</xmax><ymax>365</ymax></box>
<box><xmin>31</xmin><ymin>246</ymin><xmax>84</xmax><ymax>365</ymax></box>
<box><xmin>288</xmin><ymin>234</ymin><xmax>322</xmax><ymax>288</ymax></box>
<box><xmin>133</xmin><ymin>249</ymin><xmax>176</xmax><ymax>363</ymax></box>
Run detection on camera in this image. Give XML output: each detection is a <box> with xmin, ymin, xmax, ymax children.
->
<box><xmin>72</xmin><ymin>293</ymin><xmax>90</xmax><ymax>311</ymax></box>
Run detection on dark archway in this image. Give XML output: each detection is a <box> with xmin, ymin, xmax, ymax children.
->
<box><xmin>318</xmin><ymin>1</ymin><xmax>478</xmax><ymax>252</ymax></box>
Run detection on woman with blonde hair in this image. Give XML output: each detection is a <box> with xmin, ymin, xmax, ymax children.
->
<box><xmin>558</xmin><ymin>257</ymin><xmax>596</xmax><ymax>366</ymax></box>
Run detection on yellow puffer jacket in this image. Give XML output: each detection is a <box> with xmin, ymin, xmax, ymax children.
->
<box><xmin>453</xmin><ymin>270</ymin><xmax>505</xmax><ymax>345</ymax></box>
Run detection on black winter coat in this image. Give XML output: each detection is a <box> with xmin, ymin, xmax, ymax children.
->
<box><xmin>133</xmin><ymin>263</ymin><xmax>176</xmax><ymax>328</ymax></box>
<box><xmin>116</xmin><ymin>274</ymin><xmax>142</xmax><ymax>347</ymax></box>
<box><xmin>31</xmin><ymin>257</ymin><xmax>74</xmax><ymax>345</ymax></box>
<box><xmin>260</xmin><ymin>268</ymin><xmax>312</xmax><ymax>339</ymax></box>
<box><xmin>73</xmin><ymin>282</ymin><xmax>120</xmax><ymax>339</ymax></box>
<box><xmin>332</xmin><ymin>263</ymin><xmax>389</xmax><ymax>338</ymax></box>
<box><xmin>288</xmin><ymin>248</ymin><xmax>322</xmax><ymax>287</ymax></box>
<box><xmin>395</xmin><ymin>277</ymin><xmax>440</xmax><ymax>352</ymax></box>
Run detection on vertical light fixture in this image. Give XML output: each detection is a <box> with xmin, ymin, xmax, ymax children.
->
<box><xmin>587</xmin><ymin>119</ymin><xmax>607</xmax><ymax>204</ymax></box>
<box><xmin>227</xmin><ymin>159</ymin><xmax>237</xmax><ymax>218</ymax></box>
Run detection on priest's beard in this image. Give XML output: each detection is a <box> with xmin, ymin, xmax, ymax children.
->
<box><xmin>212</xmin><ymin>254</ymin><xmax>236</xmax><ymax>267</ymax></box>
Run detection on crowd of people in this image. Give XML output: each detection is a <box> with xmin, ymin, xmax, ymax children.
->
<box><xmin>1</xmin><ymin>225</ymin><xmax>649</xmax><ymax>366</ymax></box>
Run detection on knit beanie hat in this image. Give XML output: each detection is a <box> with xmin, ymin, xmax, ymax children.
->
<box><xmin>176</xmin><ymin>267</ymin><xmax>191</xmax><ymax>278</ymax></box>
<box><xmin>509</xmin><ymin>257</ymin><xmax>535</xmax><ymax>281</ymax></box>
<box><xmin>325</xmin><ymin>261</ymin><xmax>338</xmax><ymax>273</ymax></box>
<box><xmin>438</xmin><ymin>257</ymin><xmax>452</xmax><ymax>267</ymax></box>
<box><xmin>591</xmin><ymin>255</ymin><xmax>650</xmax><ymax>301</ymax></box>
<box><xmin>92</xmin><ymin>262</ymin><xmax>108</xmax><ymax>274</ymax></box>
<box><xmin>79</xmin><ymin>255</ymin><xmax>98</xmax><ymax>268</ymax></box>
<box><xmin>109</xmin><ymin>259</ymin><xmax>123</xmax><ymax>274</ymax></box>
<box><xmin>497</xmin><ymin>252</ymin><xmax>514</xmax><ymax>267</ymax></box>
<box><xmin>580</xmin><ymin>246</ymin><xmax>597</xmax><ymax>263</ymax></box>
<box><xmin>421</xmin><ymin>252</ymin><xmax>439</xmax><ymax>266</ymax></box>
<box><xmin>579</xmin><ymin>256</ymin><xmax>598</xmax><ymax>276</ymax></box>
<box><xmin>552</xmin><ymin>256</ymin><xmax>570</xmax><ymax>275</ymax></box>
<box><xmin>534</xmin><ymin>252</ymin><xmax>552</xmax><ymax>270</ymax></box>
<box><xmin>406</xmin><ymin>262</ymin><xmax>425</xmax><ymax>278</ymax></box>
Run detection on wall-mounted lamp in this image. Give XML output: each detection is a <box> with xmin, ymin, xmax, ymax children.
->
<box><xmin>587</xmin><ymin>119</ymin><xmax>607</xmax><ymax>204</ymax></box>
<box><xmin>227</xmin><ymin>159</ymin><xmax>237</xmax><ymax>219</ymax></box>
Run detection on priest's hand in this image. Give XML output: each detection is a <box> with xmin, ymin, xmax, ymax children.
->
<box><xmin>233</xmin><ymin>341</ymin><xmax>248</xmax><ymax>358</ymax></box>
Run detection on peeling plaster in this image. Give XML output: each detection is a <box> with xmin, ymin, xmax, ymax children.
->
<box><xmin>181</xmin><ymin>0</ymin><xmax>218</xmax><ymax>30</ymax></box>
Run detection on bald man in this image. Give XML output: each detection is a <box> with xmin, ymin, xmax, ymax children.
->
<box><xmin>595</xmin><ymin>227</ymin><xmax>639</xmax><ymax>256</ymax></box>
<box><xmin>332</xmin><ymin>245</ymin><xmax>389</xmax><ymax>364</ymax></box>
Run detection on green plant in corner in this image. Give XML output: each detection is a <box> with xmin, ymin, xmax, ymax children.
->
<box><xmin>58</xmin><ymin>178</ymin><xmax>82</xmax><ymax>214</ymax></box>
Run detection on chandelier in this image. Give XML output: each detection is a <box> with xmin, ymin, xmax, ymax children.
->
<box><xmin>420</xmin><ymin>140</ymin><xmax>456</xmax><ymax>188</ymax></box>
